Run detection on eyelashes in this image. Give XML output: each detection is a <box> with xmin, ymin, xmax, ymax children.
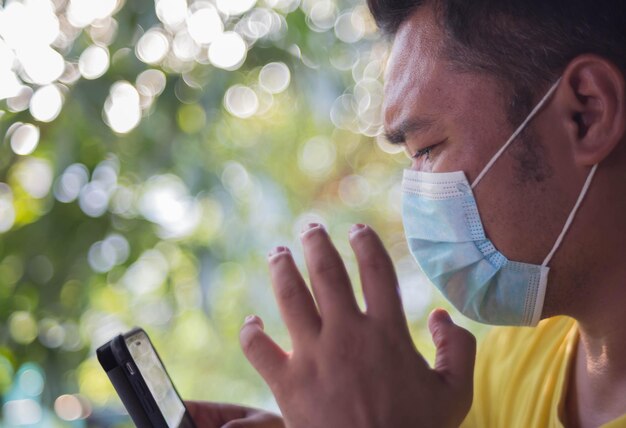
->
<box><xmin>409</xmin><ymin>138</ymin><xmax>447</xmax><ymax>160</ymax></box>
<box><xmin>411</xmin><ymin>145</ymin><xmax>434</xmax><ymax>159</ymax></box>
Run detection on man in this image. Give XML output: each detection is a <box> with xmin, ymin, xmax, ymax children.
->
<box><xmin>188</xmin><ymin>1</ymin><xmax>626</xmax><ymax>426</ymax></box>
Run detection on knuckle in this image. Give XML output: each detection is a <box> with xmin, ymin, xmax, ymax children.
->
<box><xmin>463</xmin><ymin>330</ymin><xmax>477</xmax><ymax>352</ymax></box>
<box><xmin>354</xmin><ymin>239</ymin><xmax>393</xmax><ymax>271</ymax></box>
<box><xmin>240</xmin><ymin>329</ymin><xmax>264</xmax><ymax>357</ymax></box>
<box><xmin>362</xmin><ymin>255</ymin><xmax>392</xmax><ymax>274</ymax></box>
<box><xmin>451</xmin><ymin>324</ymin><xmax>476</xmax><ymax>346</ymax></box>
<box><xmin>275</xmin><ymin>281</ymin><xmax>303</xmax><ymax>302</ymax></box>
<box><xmin>329</xmin><ymin>326</ymin><xmax>366</xmax><ymax>361</ymax></box>
<box><xmin>311</xmin><ymin>256</ymin><xmax>341</xmax><ymax>277</ymax></box>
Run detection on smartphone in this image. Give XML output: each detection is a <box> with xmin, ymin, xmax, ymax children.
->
<box><xmin>97</xmin><ymin>328</ymin><xmax>197</xmax><ymax>428</ymax></box>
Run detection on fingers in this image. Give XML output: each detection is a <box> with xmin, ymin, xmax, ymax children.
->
<box><xmin>240</xmin><ymin>316</ymin><xmax>288</xmax><ymax>386</ymax></box>
<box><xmin>428</xmin><ymin>309</ymin><xmax>476</xmax><ymax>392</ymax></box>
<box><xmin>267</xmin><ymin>247</ymin><xmax>321</xmax><ymax>342</ymax></box>
<box><xmin>185</xmin><ymin>401</ymin><xmax>247</xmax><ymax>427</ymax></box>
<box><xmin>301</xmin><ymin>223</ymin><xmax>361</xmax><ymax>321</ymax></box>
<box><xmin>348</xmin><ymin>224</ymin><xmax>406</xmax><ymax>326</ymax></box>
<box><xmin>185</xmin><ymin>401</ymin><xmax>284</xmax><ymax>428</ymax></box>
<box><xmin>222</xmin><ymin>412</ymin><xmax>285</xmax><ymax>428</ymax></box>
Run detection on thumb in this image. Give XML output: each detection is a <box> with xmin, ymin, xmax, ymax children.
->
<box><xmin>428</xmin><ymin>309</ymin><xmax>476</xmax><ymax>388</ymax></box>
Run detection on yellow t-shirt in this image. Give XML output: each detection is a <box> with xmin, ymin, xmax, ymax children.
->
<box><xmin>461</xmin><ymin>316</ymin><xmax>626</xmax><ymax>428</ymax></box>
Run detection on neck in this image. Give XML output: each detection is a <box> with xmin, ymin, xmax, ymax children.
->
<box><xmin>577</xmin><ymin>318</ymin><xmax>626</xmax><ymax>386</ymax></box>
<box><xmin>561</xmin><ymin>157</ymin><xmax>626</xmax><ymax>427</ymax></box>
<box><xmin>566</xmin><ymin>320</ymin><xmax>626</xmax><ymax>428</ymax></box>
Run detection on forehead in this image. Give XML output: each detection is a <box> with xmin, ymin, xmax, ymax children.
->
<box><xmin>384</xmin><ymin>8</ymin><xmax>502</xmax><ymax>134</ymax></box>
<box><xmin>383</xmin><ymin>7</ymin><xmax>454</xmax><ymax>133</ymax></box>
<box><xmin>382</xmin><ymin>6</ymin><xmax>509</xmax><ymax>143</ymax></box>
<box><xmin>386</xmin><ymin>5</ymin><xmax>442</xmax><ymax>81</ymax></box>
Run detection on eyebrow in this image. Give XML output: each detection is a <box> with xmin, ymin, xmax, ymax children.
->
<box><xmin>384</xmin><ymin>117</ymin><xmax>436</xmax><ymax>145</ymax></box>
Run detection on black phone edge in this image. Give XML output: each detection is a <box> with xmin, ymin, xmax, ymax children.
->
<box><xmin>96</xmin><ymin>327</ymin><xmax>197</xmax><ymax>428</ymax></box>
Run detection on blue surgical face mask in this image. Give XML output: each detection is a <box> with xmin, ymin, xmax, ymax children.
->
<box><xmin>401</xmin><ymin>79</ymin><xmax>598</xmax><ymax>326</ymax></box>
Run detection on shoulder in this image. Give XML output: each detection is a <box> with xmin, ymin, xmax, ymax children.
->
<box><xmin>462</xmin><ymin>316</ymin><xmax>578</xmax><ymax>428</ymax></box>
<box><xmin>479</xmin><ymin>316</ymin><xmax>577</xmax><ymax>364</ymax></box>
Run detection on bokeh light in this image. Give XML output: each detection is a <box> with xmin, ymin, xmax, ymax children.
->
<box><xmin>136</xmin><ymin>29</ymin><xmax>170</xmax><ymax>65</ymax></box>
<box><xmin>6</xmin><ymin>86</ymin><xmax>33</xmax><ymax>112</ymax></box>
<box><xmin>338</xmin><ymin>174</ymin><xmax>371</xmax><ymax>208</ymax></box>
<box><xmin>139</xmin><ymin>174</ymin><xmax>202</xmax><ymax>238</ymax></box>
<box><xmin>39</xmin><ymin>318</ymin><xmax>66</xmax><ymax>349</ymax></box>
<box><xmin>259</xmin><ymin>62</ymin><xmax>291</xmax><ymax>94</ymax></box>
<box><xmin>13</xmin><ymin>158</ymin><xmax>54</xmax><ymax>199</ymax></box>
<box><xmin>136</xmin><ymin>69</ymin><xmax>167</xmax><ymax>104</ymax></box>
<box><xmin>305</xmin><ymin>0</ymin><xmax>337</xmax><ymax>32</ymax></box>
<box><xmin>104</xmin><ymin>81</ymin><xmax>142</xmax><ymax>133</ymax></box>
<box><xmin>335</xmin><ymin>9</ymin><xmax>365</xmax><ymax>43</ymax></box>
<box><xmin>3</xmin><ymin>399</ymin><xmax>42</xmax><ymax>426</ymax></box>
<box><xmin>9</xmin><ymin>123</ymin><xmax>40</xmax><ymax>156</ymax></box>
<box><xmin>54</xmin><ymin>394</ymin><xmax>87</xmax><ymax>421</ymax></box>
<box><xmin>19</xmin><ymin>367</ymin><xmax>45</xmax><ymax>397</ymax></box>
<box><xmin>224</xmin><ymin>84</ymin><xmax>258</xmax><ymax>118</ymax></box>
<box><xmin>208</xmin><ymin>31</ymin><xmax>247</xmax><ymax>70</ymax></box>
<box><xmin>187</xmin><ymin>4</ymin><xmax>223</xmax><ymax>45</ymax></box>
<box><xmin>9</xmin><ymin>311</ymin><xmax>38</xmax><ymax>345</ymax></box>
<box><xmin>172</xmin><ymin>28</ymin><xmax>201</xmax><ymax>61</ymax></box>
<box><xmin>67</xmin><ymin>0</ymin><xmax>120</xmax><ymax>28</ymax></box>
<box><xmin>88</xmin><ymin>233</ymin><xmax>130</xmax><ymax>273</ymax></box>
<box><xmin>122</xmin><ymin>249</ymin><xmax>169</xmax><ymax>295</ymax></box>
<box><xmin>0</xmin><ymin>183</ymin><xmax>16</xmax><ymax>233</ymax></box>
<box><xmin>54</xmin><ymin>163</ymin><xmax>90</xmax><ymax>203</ymax></box>
<box><xmin>79</xmin><ymin>45</ymin><xmax>110</xmax><ymax>79</ymax></box>
<box><xmin>216</xmin><ymin>0</ymin><xmax>257</xmax><ymax>16</ymax></box>
<box><xmin>20</xmin><ymin>46</ymin><xmax>65</xmax><ymax>85</ymax></box>
<box><xmin>29</xmin><ymin>84</ymin><xmax>64</xmax><ymax>122</ymax></box>
<box><xmin>298</xmin><ymin>136</ymin><xmax>337</xmax><ymax>178</ymax></box>
<box><xmin>156</xmin><ymin>0</ymin><xmax>188</xmax><ymax>29</ymax></box>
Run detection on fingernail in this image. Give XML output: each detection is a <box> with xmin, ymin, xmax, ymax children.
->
<box><xmin>436</xmin><ymin>308</ymin><xmax>453</xmax><ymax>324</ymax></box>
<box><xmin>349</xmin><ymin>223</ymin><xmax>367</xmax><ymax>236</ymax></box>
<box><xmin>243</xmin><ymin>315</ymin><xmax>264</xmax><ymax>329</ymax></box>
<box><xmin>301</xmin><ymin>222</ymin><xmax>324</xmax><ymax>236</ymax></box>
<box><xmin>267</xmin><ymin>246</ymin><xmax>290</xmax><ymax>258</ymax></box>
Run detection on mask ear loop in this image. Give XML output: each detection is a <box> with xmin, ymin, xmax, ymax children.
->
<box><xmin>471</xmin><ymin>78</ymin><xmax>563</xmax><ymax>189</ymax></box>
<box><xmin>541</xmin><ymin>163</ymin><xmax>598</xmax><ymax>266</ymax></box>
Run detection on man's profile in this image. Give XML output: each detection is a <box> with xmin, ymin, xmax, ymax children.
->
<box><xmin>188</xmin><ymin>1</ymin><xmax>626</xmax><ymax>427</ymax></box>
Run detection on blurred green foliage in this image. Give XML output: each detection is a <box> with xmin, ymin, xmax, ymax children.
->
<box><xmin>0</xmin><ymin>0</ymin><xmax>488</xmax><ymax>426</ymax></box>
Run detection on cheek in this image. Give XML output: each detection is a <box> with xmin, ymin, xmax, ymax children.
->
<box><xmin>431</xmin><ymin>112</ymin><xmax>512</xmax><ymax>179</ymax></box>
<box><xmin>472</xmin><ymin>151</ymin><xmax>575</xmax><ymax>265</ymax></box>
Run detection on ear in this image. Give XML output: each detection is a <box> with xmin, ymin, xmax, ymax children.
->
<box><xmin>558</xmin><ymin>54</ymin><xmax>626</xmax><ymax>166</ymax></box>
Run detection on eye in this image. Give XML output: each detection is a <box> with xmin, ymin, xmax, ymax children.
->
<box><xmin>411</xmin><ymin>145</ymin><xmax>435</xmax><ymax>159</ymax></box>
<box><xmin>409</xmin><ymin>138</ymin><xmax>447</xmax><ymax>160</ymax></box>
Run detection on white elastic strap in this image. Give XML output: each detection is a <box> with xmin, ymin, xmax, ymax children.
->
<box><xmin>471</xmin><ymin>78</ymin><xmax>563</xmax><ymax>189</ymax></box>
<box><xmin>542</xmin><ymin>163</ymin><xmax>598</xmax><ymax>266</ymax></box>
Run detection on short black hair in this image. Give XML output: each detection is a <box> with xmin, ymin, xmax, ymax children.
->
<box><xmin>368</xmin><ymin>1</ymin><xmax>626</xmax><ymax>85</ymax></box>
<box><xmin>368</xmin><ymin>0</ymin><xmax>626</xmax><ymax>181</ymax></box>
<box><xmin>369</xmin><ymin>0</ymin><xmax>626</xmax><ymax>111</ymax></box>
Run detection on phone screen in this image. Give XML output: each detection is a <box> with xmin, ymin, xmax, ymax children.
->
<box><xmin>125</xmin><ymin>331</ymin><xmax>186</xmax><ymax>428</ymax></box>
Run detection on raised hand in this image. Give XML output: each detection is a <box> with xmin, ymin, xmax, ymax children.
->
<box><xmin>239</xmin><ymin>223</ymin><xmax>476</xmax><ymax>428</ymax></box>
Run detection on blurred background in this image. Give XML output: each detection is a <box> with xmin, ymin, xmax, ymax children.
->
<box><xmin>0</xmin><ymin>0</ymin><xmax>488</xmax><ymax>426</ymax></box>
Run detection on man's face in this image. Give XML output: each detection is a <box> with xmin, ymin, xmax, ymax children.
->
<box><xmin>383</xmin><ymin>5</ymin><xmax>592</xmax><ymax>317</ymax></box>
